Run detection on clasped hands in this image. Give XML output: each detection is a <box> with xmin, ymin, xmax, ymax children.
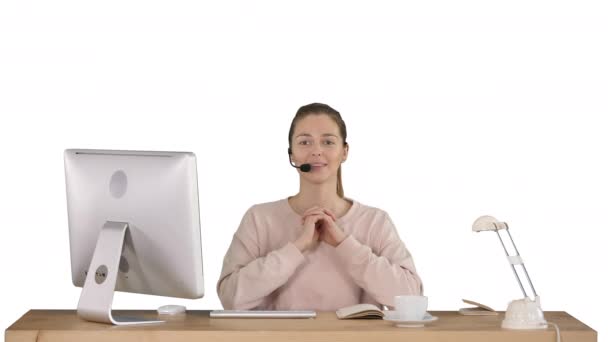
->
<box><xmin>293</xmin><ymin>206</ymin><xmax>347</xmax><ymax>252</ymax></box>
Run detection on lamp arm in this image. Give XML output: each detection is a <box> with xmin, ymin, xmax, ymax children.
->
<box><xmin>505</xmin><ymin>228</ymin><xmax>539</xmax><ymax>299</ymax></box>
<box><xmin>494</xmin><ymin>226</ymin><xmax>539</xmax><ymax>300</ymax></box>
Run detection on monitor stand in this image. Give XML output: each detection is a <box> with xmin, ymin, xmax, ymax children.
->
<box><xmin>77</xmin><ymin>221</ymin><xmax>164</xmax><ymax>325</ymax></box>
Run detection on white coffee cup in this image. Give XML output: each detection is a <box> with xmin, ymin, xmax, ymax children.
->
<box><xmin>394</xmin><ymin>295</ymin><xmax>428</xmax><ymax>320</ymax></box>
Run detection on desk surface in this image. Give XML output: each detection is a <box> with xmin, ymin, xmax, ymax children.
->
<box><xmin>6</xmin><ymin>310</ymin><xmax>597</xmax><ymax>342</ymax></box>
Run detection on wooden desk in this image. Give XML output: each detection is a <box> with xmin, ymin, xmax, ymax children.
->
<box><xmin>5</xmin><ymin>310</ymin><xmax>596</xmax><ymax>342</ymax></box>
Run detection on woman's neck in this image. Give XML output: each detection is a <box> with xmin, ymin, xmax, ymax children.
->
<box><xmin>290</xmin><ymin>180</ymin><xmax>350</xmax><ymax>217</ymax></box>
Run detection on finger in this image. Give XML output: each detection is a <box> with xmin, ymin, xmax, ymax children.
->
<box><xmin>303</xmin><ymin>213</ymin><xmax>323</xmax><ymax>225</ymax></box>
<box><xmin>303</xmin><ymin>214</ymin><xmax>315</xmax><ymax>224</ymax></box>
<box><xmin>317</xmin><ymin>212</ymin><xmax>333</xmax><ymax>224</ymax></box>
<box><xmin>301</xmin><ymin>209</ymin><xmax>326</xmax><ymax>223</ymax></box>
<box><xmin>322</xmin><ymin>209</ymin><xmax>337</xmax><ymax>221</ymax></box>
<box><xmin>318</xmin><ymin>214</ymin><xmax>337</xmax><ymax>232</ymax></box>
<box><xmin>302</xmin><ymin>208</ymin><xmax>323</xmax><ymax>219</ymax></box>
<box><xmin>303</xmin><ymin>218</ymin><xmax>317</xmax><ymax>230</ymax></box>
<box><xmin>303</xmin><ymin>207</ymin><xmax>336</xmax><ymax>222</ymax></box>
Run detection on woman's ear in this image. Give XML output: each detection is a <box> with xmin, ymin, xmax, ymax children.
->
<box><xmin>342</xmin><ymin>142</ymin><xmax>349</xmax><ymax>162</ymax></box>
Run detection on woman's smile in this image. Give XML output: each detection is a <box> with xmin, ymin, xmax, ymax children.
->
<box><xmin>309</xmin><ymin>162</ymin><xmax>328</xmax><ymax>170</ymax></box>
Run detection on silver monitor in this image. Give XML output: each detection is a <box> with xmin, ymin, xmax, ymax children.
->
<box><xmin>64</xmin><ymin>149</ymin><xmax>204</xmax><ymax>325</ymax></box>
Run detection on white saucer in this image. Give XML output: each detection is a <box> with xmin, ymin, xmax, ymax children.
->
<box><xmin>383</xmin><ymin>311</ymin><xmax>438</xmax><ymax>328</ymax></box>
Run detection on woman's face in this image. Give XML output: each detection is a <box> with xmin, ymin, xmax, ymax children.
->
<box><xmin>290</xmin><ymin>114</ymin><xmax>348</xmax><ymax>184</ymax></box>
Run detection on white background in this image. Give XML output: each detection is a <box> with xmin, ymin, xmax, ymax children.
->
<box><xmin>1</xmin><ymin>0</ymin><xmax>606</xmax><ymax>340</ymax></box>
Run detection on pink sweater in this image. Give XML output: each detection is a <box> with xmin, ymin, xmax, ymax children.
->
<box><xmin>216</xmin><ymin>199</ymin><xmax>423</xmax><ymax>311</ymax></box>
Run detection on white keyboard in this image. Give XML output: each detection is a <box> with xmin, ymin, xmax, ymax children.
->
<box><xmin>210</xmin><ymin>310</ymin><xmax>316</xmax><ymax>318</ymax></box>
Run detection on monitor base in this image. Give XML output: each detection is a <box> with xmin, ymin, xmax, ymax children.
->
<box><xmin>77</xmin><ymin>221</ymin><xmax>164</xmax><ymax>325</ymax></box>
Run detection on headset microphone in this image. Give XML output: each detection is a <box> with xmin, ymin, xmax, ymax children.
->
<box><xmin>287</xmin><ymin>148</ymin><xmax>312</xmax><ymax>172</ymax></box>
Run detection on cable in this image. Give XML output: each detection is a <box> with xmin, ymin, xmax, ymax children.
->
<box><xmin>547</xmin><ymin>321</ymin><xmax>561</xmax><ymax>342</ymax></box>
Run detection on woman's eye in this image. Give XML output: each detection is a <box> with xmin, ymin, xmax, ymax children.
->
<box><xmin>323</xmin><ymin>140</ymin><xmax>336</xmax><ymax>145</ymax></box>
<box><xmin>298</xmin><ymin>140</ymin><xmax>311</xmax><ymax>145</ymax></box>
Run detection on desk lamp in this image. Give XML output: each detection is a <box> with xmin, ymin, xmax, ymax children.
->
<box><xmin>472</xmin><ymin>215</ymin><xmax>548</xmax><ymax>330</ymax></box>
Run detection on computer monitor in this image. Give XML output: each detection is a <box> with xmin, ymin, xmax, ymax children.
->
<box><xmin>64</xmin><ymin>149</ymin><xmax>204</xmax><ymax>325</ymax></box>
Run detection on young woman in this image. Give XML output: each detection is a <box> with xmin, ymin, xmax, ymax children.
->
<box><xmin>217</xmin><ymin>103</ymin><xmax>422</xmax><ymax>311</ymax></box>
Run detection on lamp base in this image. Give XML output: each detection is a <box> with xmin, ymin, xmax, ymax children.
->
<box><xmin>501</xmin><ymin>297</ymin><xmax>547</xmax><ymax>330</ymax></box>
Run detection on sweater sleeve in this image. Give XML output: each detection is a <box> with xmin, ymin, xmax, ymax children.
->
<box><xmin>334</xmin><ymin>211</ymin><xmax>423</xmax><ymax>308</ymax></box>
<box><xmin>216</xmin><ymin>207</ymin><xmax>306</xmax><ymax>309</ymax></box>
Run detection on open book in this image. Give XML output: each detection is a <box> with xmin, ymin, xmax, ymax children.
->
<box><xmin>336</xmin><ymin>304</ymin><xmax>384</xmax><ymax>319</ymax></box>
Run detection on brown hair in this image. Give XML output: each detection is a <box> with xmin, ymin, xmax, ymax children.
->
<box><xmin>288</xmin><ymin>103</ymin><xmax>348</xmax><ymax>197</ymax></box>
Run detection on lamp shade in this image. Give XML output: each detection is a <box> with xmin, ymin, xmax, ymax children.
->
<box><xmin>472</xmin><ymin>215</ymin><xmax>508</xmax><ymax>232</ymax></box>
